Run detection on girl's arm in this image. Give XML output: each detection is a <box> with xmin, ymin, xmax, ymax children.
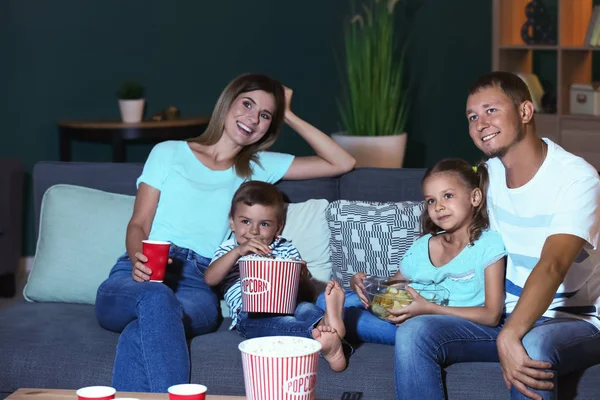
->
<box><xmin>388</xmin><ymin>258</ymin><xmax>506</xmax><ymax>327</ymax></box>
<box><xmin>282</xmin><ymin>88</ymin><xmax>356</xmax><ymax>180</ymax></box>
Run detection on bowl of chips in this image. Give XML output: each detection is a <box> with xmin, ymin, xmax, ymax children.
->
<box><xmin>363</xmin><ymin>276</ymin><xmax>449</xmax><ymax>320</ymax></box>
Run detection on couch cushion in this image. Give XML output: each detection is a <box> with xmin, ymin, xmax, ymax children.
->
<box><xmin>282</xmin><ymin>199</ymin><xmax>332</xmax><ymax>282</ymax></box>
<box><xmin>338</xmin><ymin>168</ymin><xmax>426</xmax><ymax>202</ymax></box>
<box><xmin>0</xmin><ymin>302</ymin><xmax>117</xmax><ymax>394</ymax></box>
<box><xmin>327</xmin><ymin>200</ymin><xmax>424</xmax><ymax>288</ymax></box>
<box><xmin>1</xmin><ymin>301</ymin><xmax>598</xmax><ymax>399</ymax></box>
<box><xmin>24</xmin><ymin>185</ymin><xmax>133</xmax><ymax>304</ymax></box>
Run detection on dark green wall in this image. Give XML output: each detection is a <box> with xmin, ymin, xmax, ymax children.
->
<box><xmin>1</xmin><ymin>0</ymin><xmax>491</xmax><ymax>255</ymax></box>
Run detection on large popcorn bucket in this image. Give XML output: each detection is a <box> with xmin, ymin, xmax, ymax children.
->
<box><xmin>239</xmin><ymin>336</ymin><xmax>322</xmax><ymax>400</ymax></box>
<box><xmin>238</xmin><ymin>257</ymin><xmax>303</xmax><ymax>314</ymax></box>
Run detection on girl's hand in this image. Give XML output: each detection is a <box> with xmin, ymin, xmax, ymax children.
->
<box><xmin>387</xmin><ymin>287</ymin><xmax>433</xmax><ymax>325</ymax></box>
<box><xmin>132</xmin><ymin>253</ymin><xmax>173</xmax><ymax>282</ymax></box>
<box><xmin>350</xmin><ymin>272</ymin><xmax>369</xmax><ymax>308</ymax></box>
<box><xmin>237</xmin><ymin>239</ymin><xmax>272</xmax><ymax>257</ymax></box>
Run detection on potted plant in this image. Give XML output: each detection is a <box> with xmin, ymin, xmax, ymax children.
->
<box><xmin>334</xmin><ymin>0</ymin><xmax>409</xmax><ymax>168</ymax></box>
<box><xmin>117</xmin><ymin>81</ymin><xmax>145</xmax><ymax>123</ymax></box>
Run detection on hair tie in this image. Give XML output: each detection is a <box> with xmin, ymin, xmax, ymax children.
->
<box><xmin>472</xmin><ymin>166</ymin><xmax>478</xmax><ymax>173</ymax></box>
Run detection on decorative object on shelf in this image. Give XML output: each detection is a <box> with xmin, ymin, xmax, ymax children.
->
<box><xmin>334</xmin><ymin>0</ymin><xmax>410</xmax><ymax>168</ymax></box>
<box><xmin>516</xmin><ymin>73</ymin><xmax>545</xmax><ymax>112</ymax></box>
<box><xmin>151</xmin><ymin>106</ymin><xmax>181</xmax><ymax>121</ymax></box>
<box><xmin>540</xmin><ymin>79</ymin><xmax>557</xmax><ymax>114</ymax></box>
<box><xmin>570</xmin><ymin>83</ymin><xmax>600</xmax><ymax>116</ymax></box>
<box><xmin>117</xmin><ymin>81</ymin><xmax>145</xmax><ymax>123</ymax></box>
<box><xmin>520</xmin><ymin>0</ymin><xmax>556</xmax><ymax>45</ymax></box>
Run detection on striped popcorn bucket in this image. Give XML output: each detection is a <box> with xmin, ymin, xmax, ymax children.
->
<box><xmin>239</xmin><ymin>336</ymin><xmax>322</xmax><ymax>400</ymax></box>
<box><xmin>238</xmin><ymin>258</ymin><xmax>303</xmax><ymax>314</ymax></box>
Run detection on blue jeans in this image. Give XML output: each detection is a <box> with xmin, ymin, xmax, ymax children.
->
<box><xmin>316</xmin><ymin>289</ymin><xmax>398</xmax><ymax>344</ymax></box>
<box><xmin>95</xmin><ymin>245</ymin><xmax>220</xmax><ymax>392</ymax></box>
<box><xmin>394</xmin><ymin>315</ymin><xmax>600</xmax><ymax>400</ymax></box>
<box><xmin>236</xmin><ymin>301</ymin><xmax>324</xmax><ymax>339</ymax></box>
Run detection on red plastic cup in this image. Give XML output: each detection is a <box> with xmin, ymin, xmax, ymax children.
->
<box><xmin>142</xmin><ymin>240</ymin><xmax>171</xmax><ymax>282</ymax></box>
<box><xmin>76</xmin><ymin>386</ymin><xmax>116</xmax><ymax>400</ymax></box>
<box><xmin>168</xmin><ymin>384</ymin><xmax>207</xmax><ymax>400</ymax></box>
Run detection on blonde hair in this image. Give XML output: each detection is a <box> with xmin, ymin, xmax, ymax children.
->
<box><xmin>420</xmin><ymin>158</ymin><xmax>490</xmax><ymax>244</ymax></box>
<box><xmin>188</xmin><ymin>73</ymin><xmax>286</xmax><ymax>178</ymax></box>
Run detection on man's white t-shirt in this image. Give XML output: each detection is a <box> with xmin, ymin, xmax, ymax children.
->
<box><xmin>487</xmin><ymin>138</ymin><xmax>600</xmax><ymax>328</ymax></box>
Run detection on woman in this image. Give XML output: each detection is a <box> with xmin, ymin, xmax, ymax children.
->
<box><xmin>94</xmin><ymin>73</ymin><xmax>355</xmax><ymax>392</ymax></box>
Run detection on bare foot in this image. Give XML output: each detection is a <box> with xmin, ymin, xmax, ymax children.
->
<box><xmin>312</xmin><ymin>326</ymin><xmax>347</xmax><ymax>372</ymax></box>
<box><xmin>321</xmin><ymin>280</ymin><xmax>346</xmax><ymax>339</ymax></box>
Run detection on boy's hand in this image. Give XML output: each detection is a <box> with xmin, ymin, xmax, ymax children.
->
<box><xmin>350</xmin><ymin>272</ymin><xmax>369</xmax><ymax>308</ymax></box>
<box><xmin>299</xmin><ymin>260</ymin><xmax>312</xmax><ymax>279</ymax></box>
<box><xmin>237</xmin><ymin>238</ymin><xmax>272</xmax><ymax>257</ymax></box>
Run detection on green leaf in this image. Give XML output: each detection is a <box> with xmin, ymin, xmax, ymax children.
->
<box><xmin>337</xmin><ymin>0</ymin><xmax>409</xmax><ymax>137</ymax></box>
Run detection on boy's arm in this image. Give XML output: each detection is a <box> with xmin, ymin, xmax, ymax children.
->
<box><xmin>205</xmin><ymin>248</ymin><xmax>240</xmax><ymax>286</ymax></box>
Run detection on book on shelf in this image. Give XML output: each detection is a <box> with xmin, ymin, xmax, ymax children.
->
<box><xmin>585</xmin><ymin>5</ymin><xmax>600</xmax><ymax>46</ymax></box>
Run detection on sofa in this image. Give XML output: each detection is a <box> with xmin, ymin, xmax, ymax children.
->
<box><xmin>0</xmin><ymin>161</ymin><xmax>598</xmax><ymax>400</ymax></box>
<box><xmin>0</xmin><ymin>159</ymin><xmax>24</xmax><ymax>298</ymax></box>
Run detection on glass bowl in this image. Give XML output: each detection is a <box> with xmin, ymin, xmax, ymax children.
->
<box><xmin>363</xmin><ymin>276</ymin><xmax>450</xmax><ymax>320</ymax></box>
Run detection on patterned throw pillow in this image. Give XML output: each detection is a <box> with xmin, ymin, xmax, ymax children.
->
<box><xmin>326</xmin><ymin>200</ymin><xmax>425</xmax><ymax>289</ymax></box>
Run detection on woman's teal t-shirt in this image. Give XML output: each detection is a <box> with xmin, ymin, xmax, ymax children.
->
<box><xmin>400</xmin><ymin>229</ymin><xmax>506</xmax><ymax>307</ymax></box>
<box><xmin>136</xmin><ymin>140</ymin><xmax>295</xmax><ymax>257</ymax></box>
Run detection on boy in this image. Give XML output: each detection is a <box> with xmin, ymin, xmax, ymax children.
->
<box><xmin>205</xmin><ymin>181</ymin><xmax>347</xmax><ymax>371</ymax></box>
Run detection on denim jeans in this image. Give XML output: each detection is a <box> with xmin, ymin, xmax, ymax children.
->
<box><xmin>394</xmin><ymin>315</ymin><xmax>600</xmax><ymax>400</ymax></box>
<box><xmin>95</xmin><ymin>245</ymin><xmax>220</xmax><ymax>392</ymax></box>
<box><xmin>316</xmin><ymin>289</ymin><xmax>398</xmax><ymax>344</ymax></box>
<box><xmin>236</xmin><ymin>301</ymin><xmax>324</xmax><ymax>339</ymax></box>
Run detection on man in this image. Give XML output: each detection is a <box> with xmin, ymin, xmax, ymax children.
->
<box><xmin>394</xmin><ymin>72</ymin><xmax>600</xmax><ymax>400</ymax></box>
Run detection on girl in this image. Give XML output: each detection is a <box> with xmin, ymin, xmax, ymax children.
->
<box><xmin>345</xmin><ymin>158</ymin><xmax>506</xmax><ymax>345</ymax></box>
<box><xmin>95</xmin><ymin>73</ymin><xmax>355</xmax><ymax>392</ymax></box>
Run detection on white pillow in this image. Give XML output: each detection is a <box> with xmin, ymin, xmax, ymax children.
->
<box><xmin>24</xmin><ymin>185</ymin><xmax>133</xmax><ymax>304</ymax></box>
<box><xmin>282</xmin><ymin>199</ymin><xmax>332</xmax><ymax>283</ymax></box>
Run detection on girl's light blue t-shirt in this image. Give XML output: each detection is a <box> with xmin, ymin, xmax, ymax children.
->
<box><xmin>136</xmin><ymin>140</ymin><xmax>295</xmax><ymax>257</ymax></box>
<box><xmin>400</xmin><ymin>229</ymin><xmax>506</xmax><ymax>307</ymax></box>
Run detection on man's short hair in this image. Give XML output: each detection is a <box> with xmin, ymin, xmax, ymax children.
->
<box><xmin>468</xmin><ymin>71</ymin><xmax>533</xmax><ymax>110</ymax></box>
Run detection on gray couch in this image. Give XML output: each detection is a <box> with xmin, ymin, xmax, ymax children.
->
<box><xmin>0</xmin><ymin>161</ymin><xmax>598</xmax><ymax>399</ymax></box>
<box><xmin>0</xmin><ymin>159</ymin><xmax>24</xmax><ymax>298</ymax></box>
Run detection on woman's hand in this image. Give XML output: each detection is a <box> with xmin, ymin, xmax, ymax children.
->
<box><xmin>387</xmin><ymin>287</ymin><xmax>433</xmax><ymax>325</ymax></box>
<box><xmin>131</xmin><ymin>253</ymin><xmax>172</xmax><ymax>282</ymax></box>
<box><xmin>283</xmin><ymin>86</ymin><xmax>294</xmax><ymax>122</ymax></box>
<box><xmin>237</xmin><ymin>238</ymin><xmax>272</xmax><ymax>257</ymax></box>
<box><xmin>350</xmin><ymin>272</ymin><xmax>369</xmax><ymax>308</ymax></box>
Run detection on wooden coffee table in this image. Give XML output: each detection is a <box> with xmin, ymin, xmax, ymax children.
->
<box><xmin>7</xmin><ymin>388</ymin><xmax>245</xmax><ymax>399</ymax></box>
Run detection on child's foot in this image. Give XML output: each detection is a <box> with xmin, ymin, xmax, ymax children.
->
<box><xmin>322</xmin><ymin>280</ymin><xmax>346</xmax><ymax>339</ymax></box>
<box><xmin>312</xmin><ymin>326</ymin><xmax>347</xmax><ymax>372</ymax></box>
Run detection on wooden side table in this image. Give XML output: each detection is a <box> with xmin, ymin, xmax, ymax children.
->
<box><xmin>58</xmin><ymin>117</ymin><xmax>210</xmax><ymax>163</ymax></box>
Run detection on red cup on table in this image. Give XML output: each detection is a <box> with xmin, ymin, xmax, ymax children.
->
<box><xmin>142</xmin><ymin>240</ymin><xmax>171</xmax><ymax>282</ymax></box>
<box><xmin>76</xmin><ymin>386</ymin><xmax>116</xmax><ymax>400</ymax></box>
<box><xmin>168</xmin><ymin>384</ymin><xmax>207</xmax><ymax>400</ymax></box>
